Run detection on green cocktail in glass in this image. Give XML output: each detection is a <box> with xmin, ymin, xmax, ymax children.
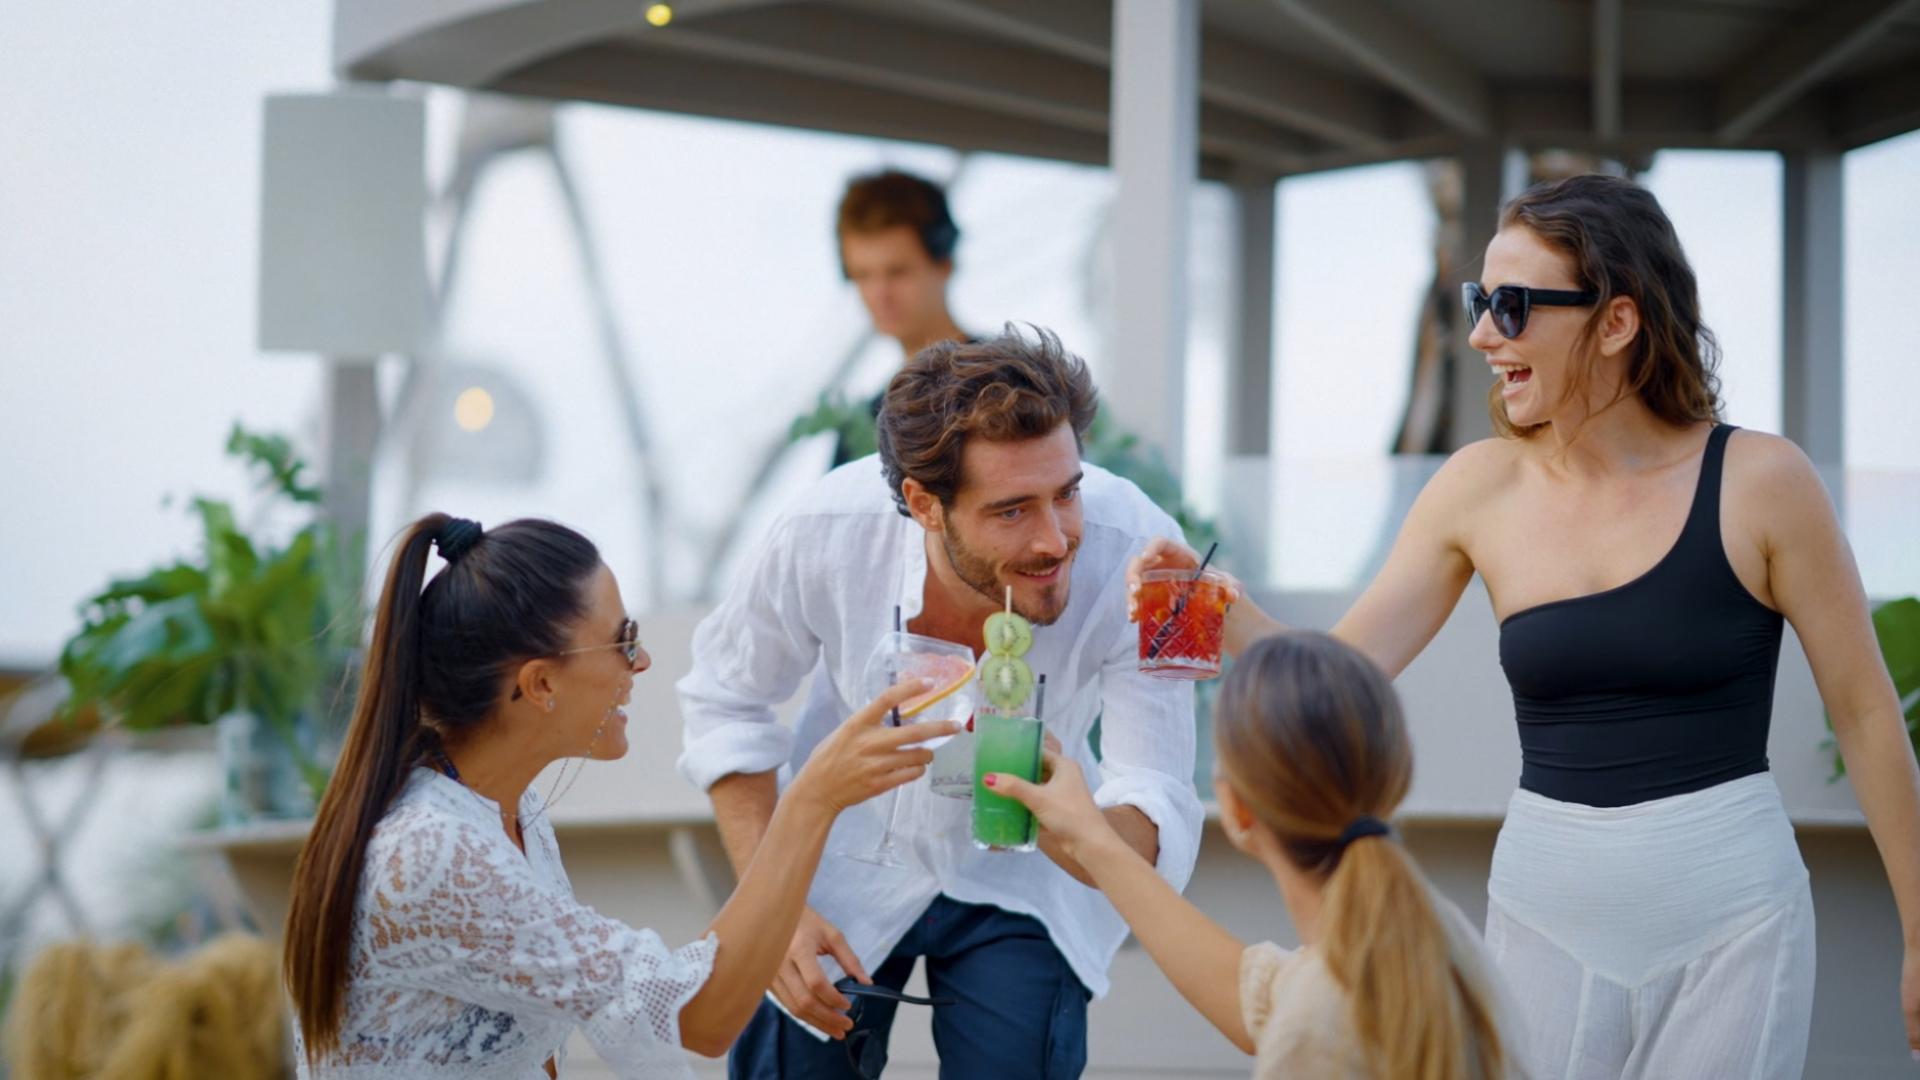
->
<box><xmin>971</xmin><ymin>712</ymin><xmax>1043</xmax><ymax>851</ymax></box>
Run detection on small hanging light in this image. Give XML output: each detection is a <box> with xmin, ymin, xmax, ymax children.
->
<box><xmin>453</xmin><ymin>387</ymin><xmax>496</xmax><ymax>432</ymax></box>
<box><xmin>645</xmin><ymin>4</ymin><xmax>673</xmax><ymax>27</ymax></box>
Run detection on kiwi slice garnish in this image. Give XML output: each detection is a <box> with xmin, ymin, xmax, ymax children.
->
<box><xmin>982</xmin><ymin>611</ymin><xmax>1034</xmax><ymax>658</ymax></box>
<box><xmin>979</xmin><ymin>654</ymin><xmax>1035</xmax><ymax>712</ymax></box>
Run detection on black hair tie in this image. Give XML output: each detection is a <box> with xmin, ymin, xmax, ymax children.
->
<box><xmin>1334</xmin><ymin>815</ymin><xmax>1391</xmax><ymax>855</ymax></box>
<box><xmin>436</xmin><ymin>518</ymin><xmax>484</xmax><ymax>563</ymax></box>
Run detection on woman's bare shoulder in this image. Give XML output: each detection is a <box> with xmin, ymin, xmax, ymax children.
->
<box><xmin>1422</xmin><ymin>436</ymin><xmax>1528</xmax><ymax>508</ymax></box>
<box><xmin>1720</xmin><ymin>427</ymin><xmax>1835</xmax><ymax>548</ymax></box>
<box><xmin>1723</xmin><ymin>427</ymin><xmax>1819</xmax><ymax>478</ymax></box>
<box><xmin>1722</xmin><ymin>428</ymin><xmax>1828</xmax><ymax>508</ymax></box>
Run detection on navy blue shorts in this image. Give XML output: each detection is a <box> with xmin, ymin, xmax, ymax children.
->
<box><xmin>727</xmin><ymin>895</ymin><xmax>1090</xmax><ymax>1079</ymax></box>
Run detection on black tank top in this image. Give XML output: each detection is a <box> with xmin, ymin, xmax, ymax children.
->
<box><xmin>1498</xmin><ymin>424</ymin><xmax>1784</xmax><ymax>807</ymax></box>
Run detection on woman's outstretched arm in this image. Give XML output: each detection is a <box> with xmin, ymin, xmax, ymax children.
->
<box><xmin>988</xmin><ymin>751</ymin><xmax>1254</xmax><ymax>1054</ymax></box>
<box><xmin>677</xmin><ymin>681</ymin><xmax>956</xmax><ymax>1055</ymax></box>
<box><xmin>1128</xmin><ymin>445</ymin><xmax>1485</xmax><ymax>677</ymax></box>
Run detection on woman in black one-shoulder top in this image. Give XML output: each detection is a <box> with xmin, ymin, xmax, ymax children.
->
<box><xmin>1129</xmin><ymin>175</ymin><xmax>1920</xmax><ymax>1078</ymax></box>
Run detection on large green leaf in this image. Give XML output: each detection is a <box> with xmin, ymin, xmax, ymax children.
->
<box><xmin>80</xmin><ymin>563</ymin><xmax>208</xmax><ymax>610</ymax></box>
<box><xmin>194</xmin><ymin>498</ymin><xmax>260</xmax><ymax>600</ymax></box>
<box><xmin>1871</xmin><ymin>598</ymin><xmax>1920</xmax><ymax>707</ymax></box>
<box><xmin>89</xmin><ymin>594</ymin><xmax>212</xmax><ymax>671</ymax></box>
<box><xmin>58</xmin><ymin>424</ymin><xmax>354</xmax><ymax>760</ymax></box>
<box><xmin>227</xmin><ymin>423</ymin><xmax>322</xmax><ymax>504</ymax></box>
<box><xmin>790</xmin><ymin>394</ymin><xmax>879</xmax><ymax>461</ymax></box>
<box><xmin>59</xmin><ymin>593</ymin><xmax>223</xmax><ymax>728</ymax></box>
<box><xmin>1825</xmin><ymin>596</ymin><xmax>1920</xmax><ymax>780</ymax></box>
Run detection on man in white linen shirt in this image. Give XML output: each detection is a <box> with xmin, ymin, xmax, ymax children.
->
<box><xmin>677</xmin><ymin>327</ymin><xmax>1202</xmax><ymax>1078</ymax></box>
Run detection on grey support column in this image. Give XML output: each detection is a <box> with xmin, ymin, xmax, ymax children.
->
<box><xmin>324</xmin><ymin>361</ymin><xmax>383</xmax><ymax>582</ymax></box>
<box><xmin>1443</xmin><ymin>142</ymin><xmax>1506</xmax><ymax>450</ymax></box>
<box><xmin>1109</xmin><ymin>0</ymin><xmax>1199</xmax><ymax>475</ymax></box>
<box><xmin>1222</xmin><ymin>175</ymin><xmax>1277</xmax><ymax>582</ymax></box>
<box><xmin>1781</xmin><ymin>150</ymin><xmax>1845</xmax><ymax>465</ymax></box>
<box><xmin>1227</xmin><ymin>176</ymin><xmax>1277</xmax><ymax>458</ymax></box>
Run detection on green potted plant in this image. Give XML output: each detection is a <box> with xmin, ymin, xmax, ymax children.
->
<box><xmin>1826</xmin><ymin>596</ymin><xmax>1920</xmax><ymax>780</ymax></box>
<box><xmin>56</xmin><ymin>425</ymin><xmax>358</xmax><ymax>821</ymax></box>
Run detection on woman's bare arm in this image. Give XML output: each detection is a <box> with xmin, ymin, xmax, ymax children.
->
<box><xmin>1750</xmin><ymin>435</ymin><xmax>1920</xmax><ymax>1054</ymax></box>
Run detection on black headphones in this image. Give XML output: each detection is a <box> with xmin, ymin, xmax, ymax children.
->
<box><xmin>920</xmin><ymin>194</ymin><xmax>960</xmax><ymax>263</ymax></box>
<box><xmin>841</xmin><ymin>170</ymin><xmax>961</xmax><ymax>265</ymax></box>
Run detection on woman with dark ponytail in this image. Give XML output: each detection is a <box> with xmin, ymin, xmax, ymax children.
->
<box><xmin>989</xmin><ymin>632</ymin><xmax>1508</xmax><ymax>1079</ymax></box>
<box><xmin>283</xmin><ymin>514</ymin><xmax>951</xmax><ymax>1078</ymax></box>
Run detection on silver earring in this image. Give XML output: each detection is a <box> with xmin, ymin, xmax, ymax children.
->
<box><xmin>546</xmin><ymin>699</ymin><xmax>555</xmax><ymax>713</ymax></box>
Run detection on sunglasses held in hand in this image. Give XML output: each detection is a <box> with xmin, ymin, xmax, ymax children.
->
<box><xmin>838</xmin><ymin>981</ymin><xmax>956</xmax><ymax>1080</ymax></box>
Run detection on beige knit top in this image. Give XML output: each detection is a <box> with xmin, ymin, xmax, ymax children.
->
<box><xmin>1239</xmin><ymin>896</ymin><xmax>1506</xmax><ymax>1079</ymax></box>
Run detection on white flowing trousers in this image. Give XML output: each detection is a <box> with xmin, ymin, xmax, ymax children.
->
<box><xmin>1486</xmin><ymin>774</ymin><xmax>1815</xmax><ymax>1080</ymax></box>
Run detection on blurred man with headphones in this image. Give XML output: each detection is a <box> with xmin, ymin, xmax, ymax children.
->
<box><xmin>836</xmin><ymin>169</ymin><xmax>970</xmax><ymax>363</ymax></box>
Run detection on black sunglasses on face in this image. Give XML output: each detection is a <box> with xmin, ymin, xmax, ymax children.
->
<box><xmin>1462</xmin><ymin>282</ymin><xmax>1597</xmax><ymax>339</ymax></box>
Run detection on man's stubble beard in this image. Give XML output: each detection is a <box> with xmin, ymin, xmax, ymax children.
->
<box><xmin>940</xmin><ymin>520</ymin><xmax>1076</xmax><ymax>626</ymax></box>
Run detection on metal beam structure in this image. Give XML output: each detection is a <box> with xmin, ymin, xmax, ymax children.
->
<box><xmin>336</xmin><ymin>0</ymin><xmax>1920</xmax><ymax>177</ymax></box>
<box><xmin>1197</xmin><ymin>35</ymin><xmax>1394</xmax><ymax>151</ymax></box>
<box><xmin>336</xmin><ymin>0</ymin><xmax>774</xmax><ymax>87</ymax></box>
<box><xmin>896</xmin><ymin>0</ymin><xmax>1395</xmax><ymax>151</ymax></box>
<box><xmin>894</xmin><ymin>0</ymin><xmax>1110</xmax><ymax>66</ymax></box>
<box><xmin>1716</xmin><ymin>0</ymin><xmax>1920</xmax><ymax>142</ymax></box>
<box><xmin>502</xmin><ymin>45</ymin><xmax>1120</xmax><ymax>168</ymax></box>
<box><xmin>1272</xmin><ymin>0</ymin><xmax>1494</xmax><ymax>136</ymax></box>
<box><xmin>1837</xmin><ymin>62</ymin><xmax>1920</xmax><ymax>148</ymax></box>
<box><xmin>649</xmin><ymin>6</ymin><xmax>1307</xmax><ymax>172</ymax></box>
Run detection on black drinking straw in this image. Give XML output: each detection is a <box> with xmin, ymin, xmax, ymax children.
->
<box><xmin>889</xmin><ymin>605</ymin><xmax>903</xmax><ymax>727</ymax></box>
<box><xmin>1029</xmin><ymin>674</ymin><xmax>1048</xmax><ymax>793</ymax></box>
<box><xmin>1146</xmin><ymin>541</ymin><xmax>1220</xmax><ymax>659</ymax></box>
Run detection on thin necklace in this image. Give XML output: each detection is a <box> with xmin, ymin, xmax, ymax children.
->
<box><xmin>434</xmin><ymin>708</ymin><xmax>611</xmax><ymax>831</ymax></box>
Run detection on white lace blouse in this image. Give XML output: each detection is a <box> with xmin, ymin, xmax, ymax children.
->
<box><xmin>295</xmin><ymin>768</ymin><xmax>718</xmax><ymax>1080</ymax></box>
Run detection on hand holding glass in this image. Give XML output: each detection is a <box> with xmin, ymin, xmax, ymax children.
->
<box><xmin>843</xmin><ymin>632</ymin><xmax>977</xmax><ymax>866</ymax></box>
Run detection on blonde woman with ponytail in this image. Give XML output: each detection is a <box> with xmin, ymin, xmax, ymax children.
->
<box><xmin>989</xmin><ymin>631</ymin><xmax>1508</xmax><ymax>1079</ymax></box>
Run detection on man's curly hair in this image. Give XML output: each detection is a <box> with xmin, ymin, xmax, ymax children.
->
<box><xmin>877</xmin><ymin>324</ymin><xmax>1098</xmax><ymax>517</ymax></box>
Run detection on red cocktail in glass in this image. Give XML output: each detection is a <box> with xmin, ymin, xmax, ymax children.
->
<box><xmin>1137</xmin><ymin>569</ymin><xmax>1231</xmax><ymax>679</ymax></box>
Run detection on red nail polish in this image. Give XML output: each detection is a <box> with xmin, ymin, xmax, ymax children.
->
<box><xmin>984</xmin><ymin>774</ymin><xmax>997</xmax><ymax>787</ymax></box>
